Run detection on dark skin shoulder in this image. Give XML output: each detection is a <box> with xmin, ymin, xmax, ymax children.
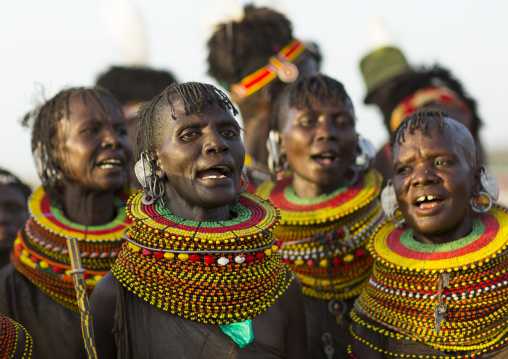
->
<box><xmin>251</xmin><ymin>274</ymin><xmax>306</xmax><ymax>359</ymax></box>
<box><xmin>351</xmin><ymin>314</ymin><xmax>384</xmax><ymax>359</ymax></box>
<box><xmin>89</xmin><ymin>272</ymin><xmax>118</xmax><ymax>358</ymax></box>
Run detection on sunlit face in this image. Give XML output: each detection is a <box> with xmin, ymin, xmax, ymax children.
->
<box><xmin>57</xmin><ymin>94</ymin><xmax>133</xmax><ymax>193</ymax></box>
<box><xmin>157</xmin><ymin>102</ymin><xmax>245</xmax><ymax>211</ymax></box>
<box><xmin>392</xmin><ymin>118</ymin><xmax>480</xmax><ymax>242</ymax></box>
<box><xmin>0</xmin><ymin>186</ymin><xmax>28</xmax><ymax>250</ymax></box>
<box><xmin>280</xmin><ymin>98</ymin><xmax>357</xmax><ymax>197</ymax></box>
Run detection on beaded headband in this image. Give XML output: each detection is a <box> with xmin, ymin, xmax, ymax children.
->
<box><xmin>389</xmin><ymin>86</ymin><xmax>472</xmax><ymax>133</ymax></box>
<box><xmin>230</xmin><ymin>39</ymin><xmax>306</xmax><ymax>99</ymax></box>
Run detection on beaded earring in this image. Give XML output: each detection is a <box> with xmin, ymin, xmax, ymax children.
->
<box><xmin>266</xmin><ymin>130</ymin><xmax>288</xmax><ymax>182</ymax></box>
<box><xmin>135</xmin><ymin>152</ymin><xmax>165</xmax><ymax>205</ymax></box>
<box><xmin>349</xmin><ymin>135</ymin><xmax>376</xmax><ymax>186</ymax></box>
<box><xmin>380</xmin><ymin>179</ymin><xmax>405</xmax><ymax>227</ymax></box>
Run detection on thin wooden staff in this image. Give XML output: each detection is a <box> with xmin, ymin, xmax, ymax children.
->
<box><xmin>67</xmin><ymin>237</ymin><xmax>98</xmax><ymax>359</ymax></box>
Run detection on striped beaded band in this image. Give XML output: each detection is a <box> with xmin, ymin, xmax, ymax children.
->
<box><xmin>256</xmin><ymin>169</ymin><xmax>384</xmax><ymax>300</ymax></box>
<box><xmin>370</xmin><ymin>205</ymin><xmax>508</xmax><ymax>272</ymax></box>
<box><xmin>257</xmin><ymin>170</ymin><xmax>382</xmax><ymax>227</ymax></box>
<box><xmin>112</xmin><ymin>191</ymin><xmax>294</xmax><ymax>325</ymax></box>
<box><xmin>11</xmin><ymin>186</ymin><xmax>133</xmax><ymax>312</ymax></box>
<box><xmin>230</xmin><ymin>39</ymin><xmax>306</xmax><ymax>99</ymax></box>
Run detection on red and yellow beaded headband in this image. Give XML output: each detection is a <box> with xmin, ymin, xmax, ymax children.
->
<box><xmin>389</xmin><ymin>86</ymin><xmax>472</xmax><ymax>133</ymax></box>
<box><xmin>230</xmin><ymin>39</ymin><xmax>306</xmax><ymax>100</ymax></box>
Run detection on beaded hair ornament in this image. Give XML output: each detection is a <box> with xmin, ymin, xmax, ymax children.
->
<box><xmin>389</xmin><ymin>86</ymin><xmax>472</xmax><ymax>134</ymax></box>
<box><xmin>230</xmin><ymin>39</ymin><xmax>306</xmax><ymax>100</ymax></box>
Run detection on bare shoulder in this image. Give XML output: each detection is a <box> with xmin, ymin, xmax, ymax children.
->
<box><xmin>91</xmin><ymin>271</ymin><xmax>118</xmax><ymax>303</ymax></box>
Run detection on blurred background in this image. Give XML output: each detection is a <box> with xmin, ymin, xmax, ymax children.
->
<box><xmin>1</xmin><ymin>0</ymin><xmax>507</xmax><ymax>202</ymax></box>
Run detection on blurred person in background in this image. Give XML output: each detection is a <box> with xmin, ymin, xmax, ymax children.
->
<box><xmin>96</xmin><ymin>66</ymin><xmax>178</xmax><ymax>189</ymax></box>
<box><xmin>0</xmin><ymin>168</ymin><xmax>31</xmax><ymax>268</ymax></box>
<box><xmin>207</xmin><ymin>4</ymin><xmax>321</xmax><ymax>188</ymax></box>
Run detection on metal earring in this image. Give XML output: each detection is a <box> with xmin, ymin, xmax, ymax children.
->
<box><xmin>134</xmin><ymin>152</ymin><xmax>166</xmax><ymax>205</ymax></box>
<box><xmin>266</xmin><ymin>130</ymin><xmax>288</xmax><ymax>182</ymax></box>
<box><xmin>470</xmin><ymin>191</ymin><xmax>493</xmax><ymax>214</ymax></box>
<box><xmin>235</xmin><ymin>165</ymin><xmax>250</xmax><ymax>203</ymax></box>
<box><xmin>349</xmin><ymin>135</ymin><xmax>376</xmax><ymax>186</ymax></box>
<box><xmin>479</xmin><ymin>165</ymin><xmax>499</xmax><ymax>202</ymax></box>
<box><xmin>381</xmin><ymin>179</ymin><xmax>405</xmax><ymax>228</ymax></box>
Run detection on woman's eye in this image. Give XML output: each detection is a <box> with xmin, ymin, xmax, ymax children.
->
<box><xmin>221</xmin><ymin>129</ymin><xmax>238</xmax><ymax>138</ymax></box>
<box><xmin>115</xmin><ymin>126</ymin><xmax>127</xmax><ymax>135</ymax></box>
<box><xmin>335</xmin><ymin>116</ymin><xmax>354</xmax><ymax>127</ymax></box>
<box><xmin>435</xmin><ymin>159</ymin><xmax>452</xmax><ymax>167</ymax></box>
<box><xmin>181</xmin><ymin>131</ymin><xmax>200</xmax><ymax>140</ymax></box>
<box><xmin>298</xmin><ymin>117</ymin><xmax>316</xmax><ymax>127</ymax></box>
<box><xmin>83</xmin><ymin>126</ymin><xmax>99</xmax><ymax>134</ymax></box>
<box><xmin>395</xmin><ymin>166</ymin><xmax>412</xmax><ymax>175</ymax></box>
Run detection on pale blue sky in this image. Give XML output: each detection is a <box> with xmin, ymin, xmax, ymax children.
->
<box><xmin>1</xmin><ymin>0</ymin><xmax>507</xmax><ymax>185</ymax></box>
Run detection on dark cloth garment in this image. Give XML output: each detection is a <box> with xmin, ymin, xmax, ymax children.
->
<box><xmin>383</xmin><ymin>335</ymin><xmax>508</xmax><ymax>359</ymax></box>
<box><xmin>0</xmin><ymin>251</ymin><xmax>10</xmax><ymax>269</ymax></box>
<box><xmin>0</xmin><ymin>264</ymin><xmax>84</xmax><ymax>359</ymax></box>
<box><xmin>114</xmin><ymin>280</ymin><xmax>286</xmax><ymax>359</ymax></box>
<box><xmin>304</xmin><ymin>296</ymin><xmax>354</xmax><ymax>359</ymax></box>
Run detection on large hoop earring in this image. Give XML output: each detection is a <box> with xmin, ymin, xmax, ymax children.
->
<box><xmin>381</xmin><ymin>179</ymin><xmax>405</xmax><ymax>228</ymax></box>
<box><xmin>349</xmin><ymin>135</ymin><xmax>376</xmax><ymax>186</ymax></box>
<box><xmin>470</xmin><ymin>190</ymin><xmax>493</xmax><ymax>214</ymax></box>
<box><xmin>266</xmin><ymin>130</ymin><xmax>288</xmax><ymax>182</ymax></box>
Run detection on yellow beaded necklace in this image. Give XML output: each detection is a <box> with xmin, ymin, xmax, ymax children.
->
<box><xmin>112</xmin><ymin>191</ymin><xmax>294</xmax><ymax>325</ymax></box>
<box><xmin>351</xmin><ymin>205</ymin><xmax>508</xmax><ymax>358</ymax></box>
<box><xmin>256</xmin><ymin>169</ymin><xmax>384</xmax><ymax>300</ymax></box>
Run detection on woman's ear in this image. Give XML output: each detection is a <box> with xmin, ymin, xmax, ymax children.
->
<box><xmin>151</xmin><ymin>150</ymin><xmax>165</xmax><ymax>178</ymax></box>
<box><xmin>471</xmin><ymin>164</ymin><xmax>483</xmax><ymax>197</ymax></box>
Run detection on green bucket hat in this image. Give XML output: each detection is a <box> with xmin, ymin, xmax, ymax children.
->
<box><xmin>360</xmin><ymin>46</ymin><xmax>410</xmax><ymax>104</ymax></box>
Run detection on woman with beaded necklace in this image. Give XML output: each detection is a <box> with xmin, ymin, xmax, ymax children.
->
<box><xmin>350</xmin><ymin>109</ymin><xmax>508</xmax><ymax>358</ymax></box>
<box><xmin>0</xmin><ymin>87</ymin><xmax>133</xmax><ymax>359</ymax></box>
<box><xmin>256</xmin><ymin>74</ymin><xmax>384</xmax><ymax>359</ymax></box>
<box><xmin>90</xmin><ymin>82</ymin><xmax>306</xmax><ymax>359</ymax></box>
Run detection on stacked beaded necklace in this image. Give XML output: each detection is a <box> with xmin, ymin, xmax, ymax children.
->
<box><xmin>0</xmin><ymin>313</ymin><xmax>33</xmax><ymax>358</ymax></box>
<box><xmin>256</xmin><ymin>169</ymin><xmax>384</xmax><ymax>300</ymax></box>
<box><xmin>112</xmin><ymin>191</ymin><xmax>294</xmax><ymax>325</ymax></box>
<box><xmin>351</xmin><ymin>205</ymin><xmax>508</xmax><ymax>358</ymax></box>
<box><xmin>11</xmin><ymin>186</ymin><xmax>133</xmax><ymax>313</ymax></box>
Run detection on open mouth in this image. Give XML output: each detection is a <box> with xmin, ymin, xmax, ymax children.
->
<box><xmin>311</xmin><ymin>152</ymin><xmax>338</xmax><ymax>166</ymax></box>
<box><xmin>197</xmin><ymin>166</ymin><xmax>231</xmax><ymax>179</ymax></box>
<box><xmin>415</xmin><ymin>195</ymin><xmax>444</xmax><ymax>209</ymax></box>
<box><xmin>97</xmin><ymin>158</ymin><xmax>123</xmax><ymax>169</ymax></box>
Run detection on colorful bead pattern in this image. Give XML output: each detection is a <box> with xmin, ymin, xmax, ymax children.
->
<box><xmin>0</xmin><ymin>313</ymin><xmax>34</xmax><ymax>358</ymax></box>
<box><xmin>11</xmin><ymin>186</ymin><xmax>133</xmax><ymax>312</ymax></box>
<box><xmin>351</xmin><ymin>205</ymin><xmax>508</xmax><ymax>357</ymax></box>
<box><xmin>256</xmin><ymin>170</ymin><xmax>384</xmax><ymax>300</ymax></box>
<box><xmin>112</xmin><ymin>191</ymin><xmax>294</xmax><ymax>325</ymax></box>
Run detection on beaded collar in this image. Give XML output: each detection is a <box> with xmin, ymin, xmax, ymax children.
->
<box><xmin>256</xmin><ymin>169</ymin><xmax>384</xmax><ymax>300</ymax></box>
<box><xmin>11</xmin><ymin>186</ymin><xmax>133</xmax><ymax>312</ymax></box>
<box><xmin>351</xmin><ymin>205</ymin><xmax>508</xmax><ymax>358</ymax></box>
<box><xmin>0</xmin><ymin>313</ymin><xmax>33</xmax><ymax>358</ymax></box>
<box><xmin>112</xmin><ymin>191</ymin><xmax>294</xmax><ymax>325</ymax></box>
